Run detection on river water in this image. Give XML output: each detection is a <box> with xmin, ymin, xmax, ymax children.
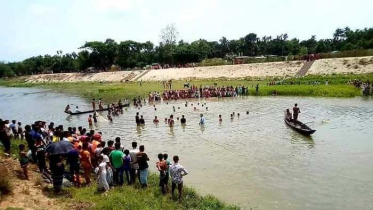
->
<box><xmin>1</xmin><ymin>87</ymin><xmax>373</xmax><ymax>210</ymax></box>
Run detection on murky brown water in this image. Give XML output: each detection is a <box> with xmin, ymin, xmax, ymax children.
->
<box><xmin>1</xmin><ymin>87</ymin><xmax>373</xmax><ymax>210</ymax></box>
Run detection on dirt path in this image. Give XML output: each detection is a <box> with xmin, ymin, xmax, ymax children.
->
<box><xmin>0</xmin><ymin>157</ymin><xmax>62</xmax><ymax>210</ymax></box>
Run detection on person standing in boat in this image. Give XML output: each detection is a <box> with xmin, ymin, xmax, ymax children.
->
<box><xmin>293</xmin><ymin>104</ymin><xmax>301</xmax><ymax>123</ymax></box>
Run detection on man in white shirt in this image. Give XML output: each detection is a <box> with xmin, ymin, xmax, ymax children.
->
<box><xmin>129</xmin><ymin>141</ymin><xmax>139</xmax><ymax>184</ymax></box>
<box><xmin>170</xmin><ymin>155</ymin><xmax>188</xmax><ymax>200</ymax></box>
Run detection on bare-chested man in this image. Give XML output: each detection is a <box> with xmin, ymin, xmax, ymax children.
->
<box><xmin>293</xmin><ymin>103</ymin><xmax>301</xmax><ymax>122</ymax></box>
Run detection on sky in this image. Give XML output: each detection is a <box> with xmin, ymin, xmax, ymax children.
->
<box><xmin>0</xmin><ymin>0</ymin><xmax>372</xmax><ymax>62</ymax></box>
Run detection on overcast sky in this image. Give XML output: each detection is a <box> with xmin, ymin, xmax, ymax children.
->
<box><xmin>1</xmin><ymin>0</ymin><xmax>372</xmax><ymax>62</ymax></box>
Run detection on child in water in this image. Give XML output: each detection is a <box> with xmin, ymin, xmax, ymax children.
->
<box><xmin>153</xmin><ymin>116</ymin><xmax>159</xmax><ymax>123</ymax></box>
<box><xmin>219</xmin><ymin>115</ymin><xmax>222</xmax><ymax>122</ymax></box>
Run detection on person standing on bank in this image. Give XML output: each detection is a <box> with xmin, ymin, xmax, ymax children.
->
<box><xmin>170</xmin><ymin>155</ymin><xmax>188</xmax><ymax>201</ymax></box>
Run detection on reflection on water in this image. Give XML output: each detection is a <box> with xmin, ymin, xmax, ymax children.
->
<box><xmin>1</xmin><ymin>87</ymin><xmax>373</xmax><ymax>210</ymax></box>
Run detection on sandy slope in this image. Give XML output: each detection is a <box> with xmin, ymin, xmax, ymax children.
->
<box><xmin>23</xmin><ymin>71</ymin><xmax>143</xmax><ymax>83</ymax></box>
<box><xmin>141</xmin><ymin>61</ymin><xmax>304</xmax><ymax>81</ymax></box>
<box><xmin>308</xmin><ymin>56</ymin><xmax>373</xmax><ymax>74</ymax></box>
<box><xmin>18</xmin><ymin>56</ymin><xmax>373</xmax><ymax>83</ymax></box>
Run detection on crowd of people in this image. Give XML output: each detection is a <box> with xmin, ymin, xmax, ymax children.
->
<box><xmin>162</xmin><ymin>85</ymin><xmax>252</xmax><ymax>100</ymax></box>
<box><xmin>148</xmin><ymin>92</ymin><xmax>162</xmax><ymax>102</ymax></box>
<box><xmin>0</xmin><ymin>118</ymin><xmax>189</xmax><ymax>199</ymax></box>
<box><xmin>349</xmin><ymin>79</ymin><xmax>372</xmax><ymax>96</ymax></box>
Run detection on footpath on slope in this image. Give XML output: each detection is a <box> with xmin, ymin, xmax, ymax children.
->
<box><xmin>0</xmin><ymin>157</ymin><xmax>63</xmax><ymax>210</ymax></box>
<box><xmin>296</xmin><ymin>60</ymin><xmax>315</xmax><ymax>76</ymax></box>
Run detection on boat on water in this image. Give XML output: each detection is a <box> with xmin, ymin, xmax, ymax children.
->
<box><xmin>65</xmin><ymin>103</ymin><xmax>130</xmax><ymax>115</ymax></box>
<box><xmin>284</xmin><ymin>113</ymin><xmax>316</xmax><ymax>135</ymax></box>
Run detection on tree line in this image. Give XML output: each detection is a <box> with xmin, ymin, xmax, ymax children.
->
<box><xmin>1</xmin><ymin>26</ymin><xmax>373</xmax><ymax>77</ymax></box>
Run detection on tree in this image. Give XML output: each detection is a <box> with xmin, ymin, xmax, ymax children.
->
<box><xmin>0</xmin><ymin>63</ymin><xmax>15</xmax><ymax>77</ymax></box>
<box><xmin>244</xmin><ymin>33</ymin><xmax>258</xmax><ymax>56</ymax></box>
<box><xmin>159</xmin><ymin>24</ymin><xmax>179</xmax><ymax>64</ymax></box>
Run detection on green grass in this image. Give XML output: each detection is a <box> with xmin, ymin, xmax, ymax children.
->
<box><xmin>0</xmin><ymin>138</ymin><xmax>238</xmax><ymax>210</ymax></box>
<box><xmin>0</xmin><ymin>73</ymin><xmax>369</xmax><ymax>102</ymax></box>
<box><xmin>61</xmin><ymin>174</ymin><xmax>238</xmax><ymax>210</ymax></box>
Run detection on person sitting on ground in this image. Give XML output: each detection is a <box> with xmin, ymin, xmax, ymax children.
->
<box><xmin>170</xmin><ymin>155</ymin><xmax>188</xmax><ymax>201</ymax></box>
<box><xmin>153</xmin><ymin>116</ymin><xmax>159</xmax><ymax>123</ymax></box>
<box><xmin>180</xmin><ymin>115</ymin><xmax>186</xmax><ymax>124</ymax></box>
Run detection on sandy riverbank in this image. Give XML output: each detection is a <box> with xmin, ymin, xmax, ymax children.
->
<box><xmin>17</xmin><ymin>56</ymin><xmax>373</xmax><ymax>83</ymax></box>
<box><xmin>308</xmin><ymin>56</ymin><xmax>373</xmax><ymax>74</ymax></box>
<box><xmin>22</xmin><ymin>70</ymin><xmax>143</xmax><ymax>83</ymax></box>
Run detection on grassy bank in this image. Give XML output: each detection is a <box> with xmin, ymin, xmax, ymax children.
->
<box><xmin>0</xmin><ymin>139</ymin><xmax>238</xmax><ymax>210</ymax></box>
<box><xmin>0</xmin><ymin>74</ymin><xmax>370</xmax><ymax>102</ymax></box>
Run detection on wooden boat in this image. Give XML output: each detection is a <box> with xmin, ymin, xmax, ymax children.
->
<box><xmin>66</xmin><ymin>103</ymin><xmax>130</xmax><ymax>115</ymax></box>
<box><xmin>284</xmin><ymin>114</ymin><xmax>316</xmax><ymax>135</ymax></box>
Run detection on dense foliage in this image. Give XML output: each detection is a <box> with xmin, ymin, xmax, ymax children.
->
<box><xmin>1</xmin><ymin>27</ymin><xmax>373</xmax><ymax>77</ymax></box>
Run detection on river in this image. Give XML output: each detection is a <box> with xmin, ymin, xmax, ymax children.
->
<box><xmin>1</xmin><ymin>87</ymin><xmax>372</xmax><ymax>210</ymax></box>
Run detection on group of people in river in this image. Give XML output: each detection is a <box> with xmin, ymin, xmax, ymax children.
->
<box><xmin>0</xmin><ymin>118</ymin><xmax>189</xmax><ymax>199</ymax></box>
<box><xmin>148</xmin><ymin>92</ymin><xmax>162</xmax><ymax>102</ymax></box>
<box><xmin>162</xmin><ymin>85</ymin><xmax>251</xmax><ymax>100</ymax></box>
<box><xmin>349</xmin><ymin>79</ymin><xmax>373</xmax><ymax>96</ymax></box>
